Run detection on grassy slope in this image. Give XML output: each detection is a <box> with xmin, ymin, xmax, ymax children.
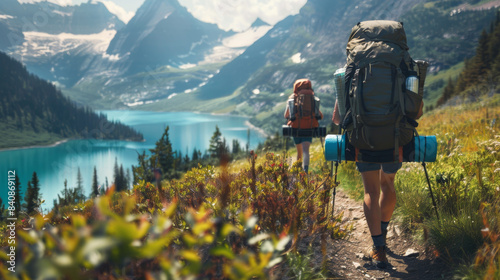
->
<box><xmin>424</xmin><ymin>62</ymin><xmax>465</xmax><ymax>107</ymax></box>
<box><xmin>0</xmin><ymin>121</ymin><xmax>64</xmax><ymax>150</ymax></box>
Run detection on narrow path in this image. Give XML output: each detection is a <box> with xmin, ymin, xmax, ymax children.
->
<box><xmin>322</xmin><ymin>188</ymin><xmax>452</xmax><ymax>279</ymax></box>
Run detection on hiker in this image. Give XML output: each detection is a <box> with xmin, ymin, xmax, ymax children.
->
<box><xmin>334</xmin><ymin>20</ymin><xmax>426</xmax><ymax>269</ymax></box>
<box><xmin>284</xmin><ymin>79</ymin><xmax>323</xmax><ymax>173</ymax></box>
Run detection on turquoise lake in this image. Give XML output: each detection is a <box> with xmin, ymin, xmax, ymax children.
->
<box><xmin>0</xmin><ymin>111</ymin><xmax>266</xmax><ymax>211</ymax></box>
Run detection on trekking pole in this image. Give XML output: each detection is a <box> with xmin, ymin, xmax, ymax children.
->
<box><xmin>331</xmin><ymin>126</ymin><xmax>342</xmax><ymax>218</ymax></box>
<box><xmin>331</xmin><ymin>161</ymin><xmax>339</xmax><ymax>218</ymax></box>
<box><xmin>422</xmin><ymin>161</ymin><xmax>440</xmax><ymax>224</ymax></box>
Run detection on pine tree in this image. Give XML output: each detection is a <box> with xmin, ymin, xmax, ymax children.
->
<box><xmin>209</xmin><ymin>125</ymin><xmax>222</xmax><ymax>158</ymax></box>
<box><xmin>209</xmin><ymin>126</ymin><xmax>228</xmax><ymax>158</ymax></box>
<box><xmin>149</xmin><ymin>126</ymin><xmax>175</xmax><ymax>178</ymax></box>
<box><xmin>232</xmin><ymin>139</ymin><xmax>242</xmax><ymax>155</ymax></box>
<box><xmin>113</xmin><ymin>158</ymin><xmax>121</xmax><ymax>191</ymax></box>
<box><xmin>246</xmin><ymin>128</ymin><xmax>250</xmax><ymax>152</ymax></box>
<box><xmin>132</xmin><ymin>151</ymin><xmax>154</xmax><ymax>184</ymax></box>
<box><xmin>24</xmin><ymin>172</ymin><xmax>41</xmax><ymax>215</ymax></box>
<box><xmin>192</xmin><ymin>148</ymin><xmax>199</xmax><ymax>161</ymax></box>
<box><xmin>92</xmin><ymin>166</ymin><xmax>99</xmax><ymax>198</ymax></box>
<box><xmin>113</xmin><ymin>158</ymin><xmax>128</xmax><ymax>192</ymax></box>
<box><xmin>75</xmin><ymin>168</ymin><xmax>85</xmax><ymax>202</ymax></box>
<box><xmin>119</xmin><ymin>164</ymin><xmax>127</xmax><ymax>191</ymax></box>
<box><xmin>437</xmin><ymin>77</ymin><xmax>456</xmax><ymax>106</ymax></box>
<box><xmin>63</xmin><ymin>179</ymin><xmax>69</xmax><ymax>205</ymax></box>
<box><xmin>472</xmin><ymin>29</ymin><xmax>490</xmax><ymax>79</ymax></box>
<box><xmin>183</xmin><ymin>153</ymin><xmax>190</xmax><ymax>166</ymax></box>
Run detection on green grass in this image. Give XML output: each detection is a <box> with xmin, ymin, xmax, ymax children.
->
<box><xmin>0</xmin><ymin>122</ymin><xmax>64</xmax><ymax>150</ymax></box>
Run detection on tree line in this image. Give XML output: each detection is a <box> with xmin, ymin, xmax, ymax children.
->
<box><xmin>438</xmin><ymin>11</ymin><xmax>500</xmax><ymax>106</ymax></box>
<box><xmin>132</xmin><ymin>125</ymin><xmax>252</xmax><ymax>184</ymax></box>
<box><xmin>0</xmin><ymin>51</ymin><xmax>143</xmax><ymax>145</ymax></box>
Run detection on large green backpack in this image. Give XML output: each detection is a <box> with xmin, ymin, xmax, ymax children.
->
<box><xmin>342</xmin><ymin>20</ymin><xmax>426</xmax><ymax>162</ymax></box>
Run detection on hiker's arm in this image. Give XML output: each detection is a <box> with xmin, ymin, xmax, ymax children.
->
<box><xmin>284</xmin><ymin>103</ymin><xmax>290</xmax><ymax>119</ymax></box>
<box><xmin>332</xmin><ymin>100</ymin><xmax>341</xmax><ymax>125</ymax></box>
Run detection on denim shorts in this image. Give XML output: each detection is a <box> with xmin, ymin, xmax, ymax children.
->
<box><xmin>356</xmin><ymin>162</ymin><xmax>402</xmax><ymax>174</ymax></box>
<box><xmin>293</xmin><ymin>137</ymin><xmax>312</xmax><ymax>145</ymax></box>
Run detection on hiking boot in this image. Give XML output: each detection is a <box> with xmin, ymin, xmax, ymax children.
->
<box><xmin>369</xmin><ymin>245</ymin><xmax>388</xmax><ymax>269</ymax></box>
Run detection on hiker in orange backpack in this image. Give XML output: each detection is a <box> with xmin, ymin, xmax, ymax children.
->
<box><xmin>284</xmin><ymin>79</ymin><xmax>323</xmax><ymax>173</ymax></box>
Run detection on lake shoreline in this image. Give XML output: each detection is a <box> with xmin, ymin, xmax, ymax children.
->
<box><xmin>0</xmin><ymin>137</ymin><xmax>146</xmax><ymax>153</ymax></box>
<box><xmin>0</xmin><ymin>138</ymin><xmax>71</xmax><ymax>153</ymax></box>
<box><xmin>244</xmin><ymin>121</ymin><xmax>269</xmax><ymax>138</ymax></box>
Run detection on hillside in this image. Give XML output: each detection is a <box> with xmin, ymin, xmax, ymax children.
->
<box><xmin>140</xmin><ymin>0</ymin><xmax>499</xmax><ymax>134</ymax></box>
<box><xmin>0</xmin><ymin>52</ymin><xmax>143</xmax><ymax>149</ymax></box>
<box><xmin>436</xmin><ymin>10</ymin><xmax>500</xmax><ymax>106</ymax></box>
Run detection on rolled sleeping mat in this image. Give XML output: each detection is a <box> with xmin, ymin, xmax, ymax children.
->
<box><xmin>324</xmin><ymin>134</ymin><xmax>347</xmax><ymax>161</ymax></box>
<box><xmin>282</xmin><ymin>125</ymin><xmax>327</xmax><ymax>137</ymax></box>
<box><xmin>324</xmin><ymin>134</ymin><xmax>437</xmax><ymax>162</ymax></box>
<box><xmin>414</xmin><ymin>135</ymin><xmax>438</xmax><ymax>162</ymax></box>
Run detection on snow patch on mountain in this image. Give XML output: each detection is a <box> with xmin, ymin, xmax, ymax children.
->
<box><xmin>16</xmin><ymin>29</ymin><xmax>116</xmax><ymax>58</ymax></box>
<box><xmin>223</xmin><ymin>25</ymin><xmax>272</xmax><ymax>48</ymax></box>
<box><xmin>0</xmin><ymin>15</ymin><xmax>14</xmax><ymax>20</ymax></box>
<box><xmin>291</xmin><ymin>52</ymin><xmax>305</xmax><ymax>63</ymax></box>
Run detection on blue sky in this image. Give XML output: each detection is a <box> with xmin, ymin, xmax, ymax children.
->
<box><xmin>18</xmin><ymin>0</ymin><xmax>307</xmax><ymax>31</ymax></box>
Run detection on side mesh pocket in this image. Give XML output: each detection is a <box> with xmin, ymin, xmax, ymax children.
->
<box><xmin>404</xmin><ymin>89</ymin><xmax>422</xmax><ymax>120</ymax></box>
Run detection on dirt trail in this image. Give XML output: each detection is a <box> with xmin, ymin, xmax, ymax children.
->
<box><xmin>319</xmin><ymin>188</ymin><xmax>452</xmax><ymax>279</ymax></box>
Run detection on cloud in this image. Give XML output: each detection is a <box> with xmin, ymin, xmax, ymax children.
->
<box><xmin>92</xmin><ymin>0</ymin><xmax>135</xmax><ymax>23</ymax></box>
<box><xmin>178</xmin><ymin>0</ymin><xmax>307</xmax><ymax>31</ymax></box>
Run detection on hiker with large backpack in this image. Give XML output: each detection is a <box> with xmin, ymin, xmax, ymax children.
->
<box><xmin>332</xmin><ymin>20</ymin><xmax>426</xmax><ymax>269</ymax></box>
<box><xmin>284</xmin><ymin>79</ymin><xmax>324</xmax><ymax>173</ymax></box>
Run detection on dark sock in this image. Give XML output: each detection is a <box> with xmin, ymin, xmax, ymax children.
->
<box><xmin>372</xmin><ymin>234</ymin><xmax>385</xmax><ymax>247</ymax></box>
<box><xmin>381</xmin><ymin>221</ymin><xmax>390</xmax><ymax>233</ymax></box>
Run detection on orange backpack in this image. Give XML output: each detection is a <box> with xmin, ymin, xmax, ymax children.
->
<box><xmin>288</xmin><ymin>79</ymin><xmax>320</xmax><ymax>129</ymax></box>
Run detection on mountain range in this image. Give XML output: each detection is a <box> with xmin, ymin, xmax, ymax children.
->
<box><xmin>1</xmin><ymin>0</ymin><xmax>499</xmax><ymax>133</ymax></box>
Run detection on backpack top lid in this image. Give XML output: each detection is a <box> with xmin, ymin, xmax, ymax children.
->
<box><xmin>347</xmin><ymin>20</ymin><xmax>409</xmax><ymax>54</ymax></box>
<box><xmin>293</xmin><ymin>79</ymin><xmax>312</xmax><ymax>94</ymax></box>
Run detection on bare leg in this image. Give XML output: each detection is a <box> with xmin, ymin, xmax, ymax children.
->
<box><xmin>380</xmin><ymin>171</ymin><xmax>397</xmax><ymax>222</ymax></box>
<box><xmin>361</xmin><ymin>170</ymin><xmax>382</xmax><ymax>236</ymax></box>
<box><xmin>296</xmin><ymin>144</ymin><xmax>303</xmax><ymax>161</ymax></box>
<box><xmin>301</xmin><ymin>141</ymin><xmax>311</xmax><ymax>171</ymax></box>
